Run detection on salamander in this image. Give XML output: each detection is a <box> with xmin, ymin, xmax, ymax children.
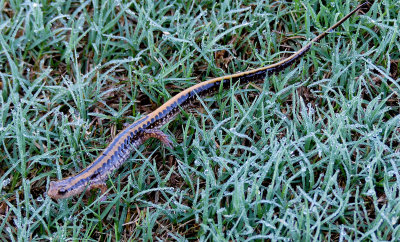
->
<box><xmin>48</xmin><ymin>3</ymin><xmax>367</xmax><ymax>199</ymax></box>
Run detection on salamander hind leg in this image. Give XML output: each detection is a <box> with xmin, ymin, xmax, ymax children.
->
<box><xmin>143</xmin><ymin>129</ymin><xmax>173</xmax><ymax>148</ymax></box>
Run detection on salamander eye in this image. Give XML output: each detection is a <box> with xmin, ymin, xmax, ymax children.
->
<box><xmin>58</xmin><ymin>189</ymin><xmax>67</xmax><ymax>195</ymax></box>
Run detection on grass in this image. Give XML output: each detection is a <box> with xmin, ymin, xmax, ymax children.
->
<box><xmin>0</xmin><ymin>0</ymin><xmax>399</xmax><ymax>240</ymax></box>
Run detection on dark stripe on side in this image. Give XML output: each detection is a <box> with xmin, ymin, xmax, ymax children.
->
<box><xmin>100</xmin><ymin>115</ymin><xmax>149</xmax><ymax>156</ymax></box>
<box><xmin>67</xmin><ymin>176</ymin><xmax>90</xmax><ymax>194</ymax></box>
<box><xmin>66</xmin><ymin>115</ymin><xmax>150</xmax><ymax>187</ymax></box>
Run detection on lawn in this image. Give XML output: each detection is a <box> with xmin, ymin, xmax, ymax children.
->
<box><xmin>1</xmin><ymin>0</ymin><xmax>399</xmax><ymax>240</ymax></box>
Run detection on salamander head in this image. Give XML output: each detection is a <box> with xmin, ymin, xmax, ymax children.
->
<box><xmin>47</xmin><ymin>179</ymin><xmax>85</xmax><ymax>199</ymax></box>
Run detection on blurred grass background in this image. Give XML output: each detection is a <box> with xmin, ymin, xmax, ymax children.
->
<box><xmin>0</xmin><ymin>0</ymin><xmax>399</xmax><ymax>240</ymax></box>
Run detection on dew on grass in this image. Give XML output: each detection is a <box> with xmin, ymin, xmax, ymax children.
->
<box><xmin>249</xmin><ymin>146</ymin><xmax>258</xmax><ymax>153</ymax></box>
<box><xmin>392</xmin><ymin>216</ymin><xmax>399</xmax><ymax>225</ymax></box>
<box><xmin>366</xmin><ymin>189</ymin><xmax>375</xmax><ymax>196</ymax></box>
<box><xmin>2</xmin><ymin>178</ymin><xmax>11</xmax><ymax>187</ymax></box>
<box><xmin>217</xmin><ymin>207</ymin><xmax>226</xmax><ymax>214</ymax></box>
<box><xmin>307</xmin><ymin>103</ymin><xmax>315</xmax><ymax>115</ymax></box>
<box><xmin>387</xmin><ymin>170</ymin><xmax>396</xmax><ymax>177</ymax></box>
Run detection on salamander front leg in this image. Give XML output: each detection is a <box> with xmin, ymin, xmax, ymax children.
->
<box><xmin>143</xmin><ymin>129</ymin><xmax>173</xmax><ymax>148</ymax></box>
<box><xmin>89</xmin><ymin>182</ymin><xmax>108</xmax><ymax>201</ymax></box>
